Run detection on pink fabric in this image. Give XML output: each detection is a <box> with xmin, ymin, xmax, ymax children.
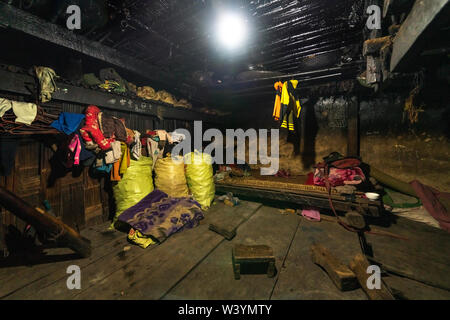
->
<box><xmin>314</xmin><ymin>167</ymin><xmax>365</xmax><ymax>187</ymax></box>
<box><xmin>301</xmin><ymin>208</ymin><xmax>321</xmax><ymax>221</ymax></box>
<box><xmin>68</xmin><ymin>134</ymin><xmax>81</xmax><ymax>166</ymax></box>
<box><xmin>410</xmin><ymin>180</ymin><xmax>450</xmax><ymax>232</ymax></box>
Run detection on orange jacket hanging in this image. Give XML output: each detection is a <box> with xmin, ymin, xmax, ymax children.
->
<box><xmin>272</xmin><ymin>81</ymin><xmax>283</xmax><ymax>121</ymax></box>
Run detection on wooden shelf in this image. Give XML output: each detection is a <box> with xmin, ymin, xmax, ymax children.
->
<box><xmin>0</xmin><ymin>69</ymin><xmax>219</xmax><ymax>123</ymax></box>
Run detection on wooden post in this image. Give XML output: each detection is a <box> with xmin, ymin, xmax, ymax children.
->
<box><xmin>347</xmin><ymin>96</ymin><xmax>359</xmax><ymax>157</ymax></box>
<box><xmin>310</xmin><ymin>244</ymin><xmax>359</xmax><ymax>291</ymax></box>
<box><xmin>0</xmin><ymin>186</ymin><xmax>91</xmax><ymax>258</ymax></box>
<box><xmin>349</xmin><ymin>254</ymin><xmax>395</xmax><ymax>300</ymax></box>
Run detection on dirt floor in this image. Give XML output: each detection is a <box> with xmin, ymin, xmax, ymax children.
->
<box><xmin>0</xmin><ymin>199</ymin><xmax>449</xmax><ymax>300</ymax></box>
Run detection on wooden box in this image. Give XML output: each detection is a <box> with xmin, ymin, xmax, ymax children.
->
<box><xmin>232</xmin><ymin>244</ymin><xmax>276</xmax><ymax>280</ymax></box>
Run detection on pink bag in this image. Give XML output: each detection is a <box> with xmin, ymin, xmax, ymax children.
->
<box><xmin>314</xmin><ymin>167</ymin><xmax>365</xmax><ymax>187</ymax></box>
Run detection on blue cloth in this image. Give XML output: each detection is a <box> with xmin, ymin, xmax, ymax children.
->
<box><xmin>51</xmin><ymin>112</ymin><xmax>85</xmax><ymax>135</ymax></box>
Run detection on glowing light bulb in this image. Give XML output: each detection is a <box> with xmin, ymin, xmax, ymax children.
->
<box><xmin>216</xmin><ymin>12</ymin><xmax>248</xmax><ymax>50</ymax></box>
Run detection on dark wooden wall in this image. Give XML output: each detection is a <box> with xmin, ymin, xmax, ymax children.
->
<box><xmin>0</xmin><ymin>100</ymin><xmax>212</xmax><ymax>233</ymax></box>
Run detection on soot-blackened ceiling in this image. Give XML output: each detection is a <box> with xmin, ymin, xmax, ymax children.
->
<box><xmin>5</xmin><ymin>0</ymin><xmax>367</xmax><ymax>104</ymax></box>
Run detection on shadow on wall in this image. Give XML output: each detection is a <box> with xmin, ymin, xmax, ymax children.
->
<box><xmin>301</xmin><ymin>97</ymin><xmax>319</xmax><ymax>169</ymax></box>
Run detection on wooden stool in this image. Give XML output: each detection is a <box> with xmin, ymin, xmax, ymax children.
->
<box><xmin>232</xmin><ymin>244</ymin><xmax>276</xmax><ymax>280</ymax></box>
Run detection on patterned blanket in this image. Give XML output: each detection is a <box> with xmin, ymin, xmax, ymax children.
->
<box><xmin>118</xmin><ymin>190</ymin><xmax>204</xmax><ymax>242</ymax></box>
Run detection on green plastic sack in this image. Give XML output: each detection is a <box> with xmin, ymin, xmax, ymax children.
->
<box><xmin>154</xmin><ymin>156</ymin><xmax>189</xmax><ymax>197</ymax></box>
<box><xmin>185</xmin><ymin>151</ymin><xmax>215</xmax><ymax>210</ymax></box>
<box><xmin>112</xmin><ymin>156</ymin><xmax>154</xmax><ymax>229</ymax></box>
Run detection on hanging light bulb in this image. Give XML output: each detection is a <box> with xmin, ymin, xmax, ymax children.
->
<box><xmin>216</xmin><ymin>12</ymin><xmax>248</xmax><ymax>50</ymax></box>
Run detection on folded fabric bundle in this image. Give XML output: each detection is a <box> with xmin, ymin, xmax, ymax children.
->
<box><xmin>301</xmin><ymin>208</ymin><xmax>321</xmax><ymax>221</ymax></box>
<box><xmin>118</xmin><ymin>190</ymin><xmax>204</xmax><ymax>243</ymax></box>
<box><xmin>35</xmin><ymin>66</ymin><xmax>58</xmax><ymax>103</ymax></box>
<box><xmin>137</xmin><ymin>86</ymin><xmax>158</xmax><ymax>100</ymax></box>
<box><xmin>51</xmin><ymin>112</ymin><xmax>85</xmax><ymax>135</ymax></box>
<box><xmin>105</xmin><ymin>141</ymin><xmax>122</xmax><ymax>164</ymax></box>
<box><xmin>98</xmin><ymin>112</ymin><xmax>128</xmax><ymax>142</ymax></box>
<box><xmin>170</xmin><ymin>130</ymin><xmax>186</xmax><ymax>143</ymax></box>
<box><xmin>174</xmin><ymin>99</ymin><xmax>192</xmax><ymax>109</ymax></box>
<box><xmin>1</xmin><ymin>98</ymin><xmax>38</xmax><ymax>125</ymax></box>
<box><xmin>156</xmin><ymin>90</ymin><xmax>176</xmax><ymax>105</ymax></box>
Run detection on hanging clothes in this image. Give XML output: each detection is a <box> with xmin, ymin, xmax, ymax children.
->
<box><xmin>104</xmin><ymin>141</ymin><xmax>122</xmax><ymax>164</ymax></box>
<box><xmin>0</xmin><ymin>99</ymin><xmax>38</xmax><ymax>125</ymax></box>
<box><xmin>272</xmin><ymin>81</ymin><xmax>283</xmax><ymax>121</ymax></box>
<box><xmin>51</xmin><ymin>112</ymin><xmax>85</xmax><ymax>135</ymax></box>
<box><xmin>119</xmin><ymin>142</ymin><xmax>131</xmax><ymax>175</ymax></box>
<box><xmin>67</xmin><ymin>134</ymin><xmax>82</xmax><ymax>166</ymax></box>
<box><xmin>280</xmin><ymin>80</ymin><xmax>301</xmax><ymax>132</ymax></box>
<box><xmin>98</xmin><ymin>112</ymin><xmax>128</xmax><ymax>142</ymax></box>
<box><xmin>79</xmin><ymin>105</ymin><xmax>113</xmax><ymax>150</ymax></box>
<box><xmin>131</xmin><ymin>130</ymin><xmax>142</xmax><ymax>160</ymax></box>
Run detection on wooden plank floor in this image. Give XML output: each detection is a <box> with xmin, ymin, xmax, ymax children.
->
<box><xmin>1</xmin><ymin>199</ymin><xmax>449</xmax><ymax>300</ymax></box>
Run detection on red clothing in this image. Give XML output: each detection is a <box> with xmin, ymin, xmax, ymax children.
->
<box><xmin>79</xmin><ymin>105</ymin><xmax>113</xmax><ymax>150</ymax></box>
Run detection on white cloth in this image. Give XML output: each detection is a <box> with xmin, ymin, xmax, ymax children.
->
<box><xmin>131</xmin><ymin>130</ymin><xmax>141</xmax><ymax>160</ymax></box>
<box><xmin>1</xmin><ymin>98</ymin><xmax>38</xmax><ymax>125</ymax></box>
<box><xmin>0</xmin><ymin>98</ymin><xmax>13</xmax><ymax>117</ymax></box>
<box><xmin>170</xmin><ymin>130</ymin><xmax>186</xmax><ymax>143</ymax></box>
<box><xmin>12</xmin><ymin>101</ymin><xmax>37</xmax><ymax>125</ymax></box>
<box><xmin>105</xmin><ymin>141</ymin><xmax>122</xmax><ymax>164</ymax></box>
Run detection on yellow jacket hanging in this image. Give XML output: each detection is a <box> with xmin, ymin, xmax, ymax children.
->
<box><xmin>272</xmin><ymin>81</ymin><xmax>283</xmax><ymax>121</ymax></box>
<box><xmin>280</xmin><ymin>80</ymin><xmax>301</xmax><ymax>131</ymax></box>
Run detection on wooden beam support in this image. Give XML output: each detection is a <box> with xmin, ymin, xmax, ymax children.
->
<box><xmin>310</xmin><ymin>244</ymin><xmax>359</xmax><ymax>291</ymax></box>
<box><xmin>0</xmin><ymin>3</ymin><xmax>173</xmax><ymax>86</ymax></box>
<box><xmin>0</xmin><ymin>186</ymin><xmax>91</xmax><ymax>258</ymax></box>
<box><xmin>347</xmin><ymin>97</ymin><xmax>359</xmax><ymax>157</ymax></box>
<box><xmin>390</xmin><ymin>0</ymin><xmax>450</xmax><ymax>72</ymax></box>
<box><xmin>349</xmin><ymin>254</ymin><xmax>395</xmax><ymax>300</ymax></box>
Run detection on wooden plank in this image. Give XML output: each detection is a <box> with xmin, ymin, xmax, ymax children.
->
<box><xmin>0</xmin><ymin>224</ymin><xmax>124</xmax><ymax>299</ymax></box>
<box><xmin>349</xmin><ymin>254</ymin><xmax>395</xmax><ymax>300</ymax></box>
<box><xmin>0</xmin><ymin>69</ymin><xmax>219</xmax><ymax>123</ymax></box>
<box><xmin>163</xmin><ymin>206</ymin><xmax>300</xmax><ymax>300</ymax></box>
<box><xmin>206</xmin><ymin>199</ymin><xmax>262</xmax><ymax>240</ymax></box>
<box><xmin>271</xmin><ymin>217</ymin><xmax>367</xmax><ymax>300</ymax></box>
<box><xmin>390</xmin><ymin>0</ymin><xmax>450</xmax><ymax>72</ymax></box>
<box><xmin>216</xmin><ymin>184</ymin><xmax>382</xmax><ymax>217</ymax></box>
<box><xmin>72</xmin><ymin>201</ymin><xmax>262</xmax><ymax>300</ymax></box>
<box><xmin>383</xmin><ymin>274</ymin><xmax>450</xmax><ymax>300</ymax></box>
<box><xmin>310</xmin><ymin>244</ymin><xmax>359</xmax><ymax>291</ymax></box>
<box><xmin>0</xmin><ymin>3</ymin><xmax>172</xmax><ymax>86</ymax></box>
<box><xmin>364</xmin><ymin>216</ymin><xmax>450</xmax><ymax>291</ymax></box>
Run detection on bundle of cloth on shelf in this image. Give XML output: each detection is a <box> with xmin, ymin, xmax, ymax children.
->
<box><xmin>35</xmin><ymin>66</ymin><xmax>58</xmax><ymax>103</ymax></box>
